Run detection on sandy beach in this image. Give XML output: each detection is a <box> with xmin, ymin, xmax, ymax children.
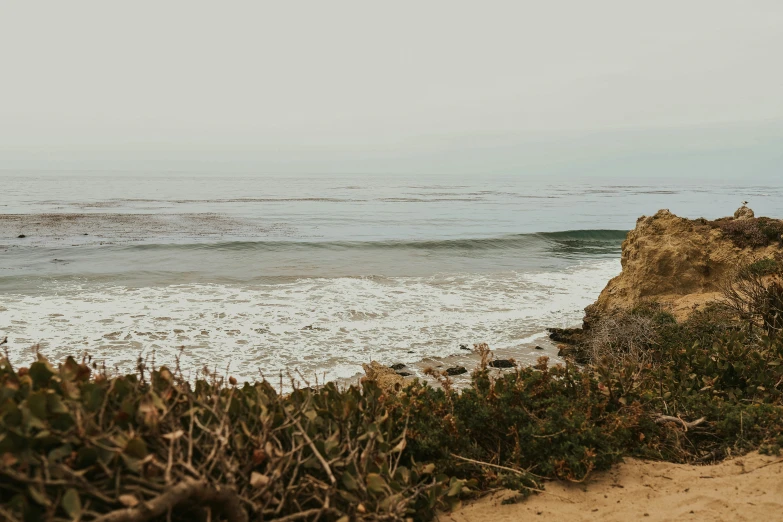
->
<box><xmin>447</xmin><ymin>452</ymin><xmax>783</xmax><ymax>522</ymax></box>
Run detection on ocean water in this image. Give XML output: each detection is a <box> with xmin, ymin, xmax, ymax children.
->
<box><xmin>1</xmin><ymin>174</ymin><xmax>781</xmax><ymax>385</ymax></box>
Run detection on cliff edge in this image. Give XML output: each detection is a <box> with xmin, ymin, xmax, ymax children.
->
<box><xmin>585</xmin><ymin>207</ymin><xmax>783</xmax><ymax>323</ymax></box>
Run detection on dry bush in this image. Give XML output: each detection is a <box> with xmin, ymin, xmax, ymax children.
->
<box><xmin>473</xmin><ymin>343</ymin><xmax>492</xmax><ymax>370</ymax></box>
<box><xmin>720</xmin><ymin>259</ymin><xmax>783</xmax><ymax>337</ymax></box>
<box><xmin>710</xmin><ymin>217</ymin><xmax>783</xmax><ymax>249</ymax></box>
<box><xmin>584</xmin><ymin>310</ymin><xmax>661</xmax><ymax>366</ymax></box>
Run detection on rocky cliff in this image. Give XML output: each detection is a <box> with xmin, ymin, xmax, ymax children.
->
<box><xmin>584</xmin><ymin>208</ymin><xmax>783</xmax><ymax>323</ymax></box>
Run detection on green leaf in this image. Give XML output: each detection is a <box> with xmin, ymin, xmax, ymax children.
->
<box><xmin>60</xmin><ymin>379</ymin><xmax>81</xmax><ymax>400</ymax></box>
<box><xmin>61</xmin><ymin>357</ymin><xmax>80</xmax><ymax>381</ymax></box>
<box><xmin>120</xmin><ymin>453</ymin><xmax>141</xmax><ymax>474</ymax></box>
<box><xmin>27</xmin><ymin>485</ymin><xmax>51</xmax><ymax>506</ymax></box>
<box><xmin>26</xmin><ymin>391</ymin><xmax>48</xmax><ymax>419</ymax></box>
<box><xmin>47</xmin><ymin>393</ymin><xmax>69</xmax><ymax>414</ymax></box>
<box><xmin>51</xmin><ymin>411</ymin><xmax>76</xmax><ymax>431</ymax></box>
<box><xmin>0</xmin><ymin>433</ymin><xmax>14</xmax><ymax>453</ymax></box>
<box><xmin>341</xmin><ymin>471</ymin><xmax>358</xmax><ymax>491</ymax></box>
<box><xmin>233</xmin><ymin>432</ymin><xmax>246</xmax><ymax>450</ymax></box>
<box><xmin>61</xmin><ymin>488</ymin><xmax>82</xmax><ymax>520</ymax></box>
<box><xmin>336</xmin><ymin>489</ymin><xmax>360</xmax><ymax>504</ymax></box>
<box><xmin>0</xmin><ymin>358</ymin><xmax>13</xmax><ymax>375</ymax></box>
<box><xmin>81</xmin><ymin>383</ymin><xmax>104</xmax><ymax>411</ymax></box>
<box><xmin>75</xmin><ymin>447</ymin><xmax>99</xmax><ymax>469</ymax></box>
<box><xmin>124</xmin><ymin>438</ymin><xmax>148</xmax><ymax>459</ymax></box>
<box><xmin>7</xmin><ymin>494</ymin><xmax>28</xmax><ymax>518</ymax></box>
<box><xmin>29</xmin><ymin>360</ymin><xmax>55</xmax><ymax>386</ymax></box>
<box><xmin>1</xmin><ymin>402</ymin><xmax>22</xmax><ymax>428</ymax></box>
<box><xmin>48</xmin><ymin>444</ymin><xmax>73</xmax><ymax>462</ymax></box>
<box><xmin>366</xmin><ymin>473</ymin><xmax>387</xmax><ymax>494</ymax></box>
<box><xmin>394</xmin><ymin>465</ymin><xmax>410</xmax><ymax>485</ymax></box>
<box><xmin>149</xmin><ymin>391</ymin><xmax>166</xmax><ymax>412</ymax></box>
<box><xmin>447</xmin><ymin>477</ymin><xmax>464</xmax><ymax>497</ymax></box>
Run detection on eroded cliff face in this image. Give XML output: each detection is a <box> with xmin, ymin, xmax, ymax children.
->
<box><xmin>585</xmin><ymin>209</ymin><xmax>782</xmax><ymax>323</ymax></box>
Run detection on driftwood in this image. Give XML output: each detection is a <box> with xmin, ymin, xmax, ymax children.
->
<box><xmin>653</xmin><ymin>415</ymin><xmax>707</xmax><ymax>431</ymax></box>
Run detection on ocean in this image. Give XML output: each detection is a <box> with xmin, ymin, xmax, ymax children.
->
<box><xmin>1</xmin><ymin>173</ymin><xmax>781</xmax><ymax>386</ymax></box>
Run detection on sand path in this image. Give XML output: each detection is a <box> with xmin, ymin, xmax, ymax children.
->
<box><xmin>446</xmin><ymin>452</ymin><xmax>783</xmax><ymax>522</ymax></box>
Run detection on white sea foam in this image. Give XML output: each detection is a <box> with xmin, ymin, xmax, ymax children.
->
<box><xmin>1</xmin><ymin>260</ymin><xmax>620</xmax><ymax>383</ymax></box>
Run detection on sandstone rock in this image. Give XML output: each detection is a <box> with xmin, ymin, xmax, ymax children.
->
<box><xmin>586</xmin><ymin>209</ymin><xmax>782</xmax><ymax>322</ymax></box>
<box><xmin>362</xmin><ymin>361</ymin><xmax>405</xmax><ymax>393</ymax></box>
<box><xmin>734</xmin><ymin>206</ymin><xmax>755</xmax><ymax>220</ymax></box>
<box><xmin>557</xmin><ymin>343</ymin><xmax>576</xmax><ymax>357</ymax></box>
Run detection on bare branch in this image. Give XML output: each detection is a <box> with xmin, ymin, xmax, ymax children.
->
<box><xmin>654</xmin><ymin>415</ymin><xmax>707</xmax><ymax>431</ymax></box>
<box><xmin>93</xmin><ymin>478</ymin><xmax>247</xmax><ymax>522</ymax></box>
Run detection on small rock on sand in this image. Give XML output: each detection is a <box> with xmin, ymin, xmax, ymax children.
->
<box><xmin>489</xmin><ymin>359</ymin><xmax>515</xmax><ymax>368</ymax></box>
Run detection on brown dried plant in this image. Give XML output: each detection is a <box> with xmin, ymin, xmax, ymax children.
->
<box><xmin>719</xmin><ymin>258</ymin><xmax>783</xmax><ymax>337</ymax></box>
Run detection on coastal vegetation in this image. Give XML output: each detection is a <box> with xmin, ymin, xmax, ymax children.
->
<box><xmin>3</xmin><ymin>211</ymin><xmax>783</xmax><ymax>521</ymax></box>
<box><xmin>3</xmin><ymin>265</ymin><xmax>783</xmax><ymax>521</ymax></box>
<box><xmin>708</xmin><ymin>216</ymin><xmax>783</xmax><ymax>249</ymax></box>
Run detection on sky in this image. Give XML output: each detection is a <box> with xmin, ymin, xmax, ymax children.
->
<box><xmin>1</xmin><ymin>0</ymin><xmax>782</xmax><ymax>176</ymax></box>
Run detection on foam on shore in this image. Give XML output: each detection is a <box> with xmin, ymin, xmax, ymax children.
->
<box><xmin>2</xmin><ymin>259</ymin><xmax>620</xmax><ymax>384</ymax></box>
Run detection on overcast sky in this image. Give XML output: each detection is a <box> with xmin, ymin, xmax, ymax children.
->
<box><xmin>1</xmin><ymin>0</ymin><xmax>782</xmax><ymax>175</ymax></box>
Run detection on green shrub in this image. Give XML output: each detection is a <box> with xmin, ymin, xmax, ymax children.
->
<box><xmin>0</xmin><ymin>353</ymin><xmax>468</xmax><ymax>522</ymax></box>
<box><xmin>746</xmin><ymin>258</ymin><xmax>781</xmax><ymax>277</ymax></box>
<box><xmin>398</xmin><ymin>359</ymin><xmax>640</xmax><ymax>484</ymax></box>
